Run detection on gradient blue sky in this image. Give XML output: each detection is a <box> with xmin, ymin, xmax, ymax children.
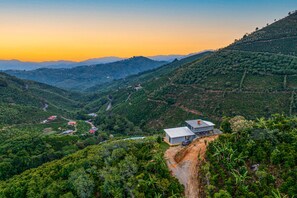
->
<box><xmin>0</xmin><ymin>0</ymin><xmax>296</xmax><ymax>61</ymax></box>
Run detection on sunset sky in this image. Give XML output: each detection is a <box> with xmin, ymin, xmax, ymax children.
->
<box><xmin>1</xmin><ymin>0</ymin><xmax>297</xmax><ymax>61</ymax></box>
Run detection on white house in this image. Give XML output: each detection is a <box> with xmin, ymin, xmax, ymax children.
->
<box><xmin>164</xmin><ymin>127</ymin><xmax>196</xmax><ymax>145</ymax></box>
<box><xmin>164</xmin><ymin>119</ymin><xmax>215</xmax><ymax>145</ymax></box>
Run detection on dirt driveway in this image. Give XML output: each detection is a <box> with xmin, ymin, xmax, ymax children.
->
<box><xmin>164</xmin><ymin>135</ymin><xmax>218</xmax><ymax>198</ymax></box>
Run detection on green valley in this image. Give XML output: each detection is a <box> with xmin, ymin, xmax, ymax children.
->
<box><xmin>0</xmin><ymin>8</ymin><xmax>297</xmax><ymax>198</ymax></box>
<box><xmin>0</xmin><ymin>72</ymin><xmax>84</xmax><ymax>126</ymax></box>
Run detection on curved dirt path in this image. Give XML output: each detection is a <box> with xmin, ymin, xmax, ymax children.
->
<box><xmin>165</xmin><ymin>135</ymin><xmax>218</xmax><ymax>198</ymax></box>
<box><xmin>175</xmin><ymin>104</ymin><xmax>203</xmax><ymax>116</ymax></box>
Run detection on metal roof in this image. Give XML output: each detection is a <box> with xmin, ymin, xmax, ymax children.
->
<box><xmin>185</xmin><ymin>119</ymin><xmax>215</xmax><ymax>128</ymax></box>
<box><xmin>164</xmin><ymin>127</ymin><xmax>195</xmax><ymax>138</ymax></box>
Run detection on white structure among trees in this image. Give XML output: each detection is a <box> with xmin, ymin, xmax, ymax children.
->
<box><xmin>164</xmin><ymin>119</ymin><xmax>215</xmax><ymax>145</ymax></box>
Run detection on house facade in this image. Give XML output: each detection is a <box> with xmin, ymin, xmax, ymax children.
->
<box><xmin>185</xmin><ymin>119</ymin><xmax>215</xmax><ymax>134</ymax></box>
<box><xmin>164</xmin><ymin>119</ymin><xmax>215</xmax><ymax>145</ymax></box>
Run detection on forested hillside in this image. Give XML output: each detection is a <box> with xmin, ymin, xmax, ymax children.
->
<box><xmin>87</xmin><ymin>51</ymin><xmax>212</xmax><ymax>93</ymax></box>
<box><xmin>0</xmin><ymin>122</ymin><xmax>88</xmax><ymax>180</ymax></box>
<box><xmin>5</xmin><ymin>57</ymin><xmax>167</xmax><ymax>90</ymax></box>
<box><xmin>87</xmin><ymin>11</ymin><xmax>297</xmax><ymax>129</ymax></box>
<box><xmin>200</xmin><ymin>115</ymin><xmax>297</xmax><ymax>197</ymax></box>
<box><xmin>228</xmin><ymin>11</ymin><xmax>297</xmax><ymax>56</ymax></box>
<box><xmin>0</xmin><ymin>72</ymin><xmax>83</xmax><ymax>125</ymax></box>
<box><xmin>0</xmin><ymin>137</ymin><xmax>184</xmax><ymax>198</ymax></box>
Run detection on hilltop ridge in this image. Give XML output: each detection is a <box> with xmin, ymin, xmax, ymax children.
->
<box><xmin>89</xmin><ymin>11</ymin><xmax>297</xmax><ymax>129</ymax></box>
<box><xmin>228</xmin><ymin>11</ymin><xmax>297</xmax><ymax>56</ymax></box>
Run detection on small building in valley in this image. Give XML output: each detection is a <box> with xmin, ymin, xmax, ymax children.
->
<box><xmin>134</xmin><ymin>84</ymin><xmax>142</xmax><ymax>91</ymax></box>
<box><xmin>88</xmin><ymin>113</ymin><xmax>97</xmax><ymax>117</ymax></box>
<box><xmin>89</xmin><ymin>127</ymin><xmax>98</xmax><ymax>134</ymax></box>
<box><xmin>164</xmin><ymin>119</ymin><xmax>215</xmax><ymax>145</ymax></box>
<box><xmin>62</xmin><ymin>130</ymin><xmax>74</xmax><ymax>135</ymax></box>
<box><xmin>68</xmin><ymin>121</ymin><xmax>77</xmax><ymax>126</ymax></box>
<box><xmin>48</xmin><ymin>116</ymin><xmax>57</xmax><ymax>121</ymax></box>
<box><xmin>41</xmin><ymin>120</ymin><xmax>48</xmax><ymax>124</ymax></box>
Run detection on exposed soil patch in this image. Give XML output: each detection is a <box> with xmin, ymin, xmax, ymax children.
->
<box><xmin>165</xmin><ymin>135</ymin><xmax>219</xmax><ymax>198</ymax></box>
<box><xmin>175</xmin><ymin>103</ymin><xmax>203</xmax><ymax>116</ymax></box>
<box><xmin>43</xmin><ymin>127</ymin><xmax>53</xmax><ymax>133</ymax></box>
<box><xmin>147</xmin><ymin>98</ymin><xmax>168</xmax><ymax>104</ymax></box>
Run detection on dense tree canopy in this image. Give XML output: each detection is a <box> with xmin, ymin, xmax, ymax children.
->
<box><xmin>0</xmin><ymin>122</ymin><xmax>105</xmax><ymax>180</ymax></box>
<box><xmin>0</xmin><ymin>137</ymin><xmax>183</xmax><ymax>198</ymax></box>
<box><xmin>200</xmin><ymin>115</ymin><xmax>297</xmax><ymax>197</ymax></box>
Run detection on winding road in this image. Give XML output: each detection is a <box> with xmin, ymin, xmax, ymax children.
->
<box><xmin>106</xmin><ymin>95</ymin><xmax>113</xmax><ymax>111</ymax></box>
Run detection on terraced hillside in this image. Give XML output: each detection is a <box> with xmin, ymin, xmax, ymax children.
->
<box><xmin>87</xmin><ymin>51</ymin><xmax>212</xmax><ymax>94</ymax></box>
<box><xmin>82</xmin><ymin>52</ymin><xmax>210</xmax><ymax>113</ymax></box>
<box><xmin>89</xmin><ymin>12</ymin><xmax>297</xmax><ymax>129</ymax></box>
<box><xmin>228</xmin><ymin>11</ymin><xmax>297</xmax><ymax>55</ymax></box>
<box><xmin>0</xmin><ymin>72</ymin><xmax>83</xmax><ymax>125</ymax></box>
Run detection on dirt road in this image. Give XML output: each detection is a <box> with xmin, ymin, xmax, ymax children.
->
<box><xmin>106</xmin><ymin>95</ymin><xmax>113</xmax><ymax>111</ymax></box>
<box><xmin>165</xmin><ymin>136</ymin><xmax>218</xmax><ymax>198</ymax></box>
<box><xmin>85</xmin><ymin>120</ymin><xmax>95</xmax><ymax>128</ymax></box>
<box><xmin>175</xmin><ymin>104</ymin><xmax>203</xmax><ymax>116</ymax></box>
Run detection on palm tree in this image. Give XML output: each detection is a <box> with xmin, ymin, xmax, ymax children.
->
<box><xmin>168</xmin><ymin>191</ymin><xmax>181</xmax><ymax>198</ymax></box>
<box><xmin>256</xmin><ymin>117</ymin><xmax>268</xmax><ymax>129</ymax></box>
<box><xmin>147</xmin><ymin>174</ymin><xmax>157</xmax><ymax>189</ymax></box>
<box><xmin>231</xmin><ymin>170</ymin><xmax>250</xmax><ymax>185</ymax></box>
<box><xmin>272</xmin><ymin>189</ymin><xmax>288</xmax><ymax>198</ymax></box>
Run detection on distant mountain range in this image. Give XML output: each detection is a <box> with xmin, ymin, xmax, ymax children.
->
<box><xmin>5</xmin><ymin>56</ymin><xmax>167</xmax><ymax>90</ymax></box>
<box><xmin>0</xmin><ymin>57</ymin><xmax>123</xmax><ymax>71</ymax></box>
<box><xmin>0</xmin><ymin>51</ymin><xmax>211</xmax><ymax>71</ymax></box>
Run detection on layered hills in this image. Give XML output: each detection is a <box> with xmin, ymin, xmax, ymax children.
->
<box><xmin>88</xmin><ymin>11</ymin><xmax>297</xmax><ymax>129</ymax></box>
<box><xmin>0</xmin><ymin>53</ymin><xmax>202</xmax><ymax>71</ymax></box>
<box><xmin>5</xmin><ymin>57</ymin><xmax>167</xmax><ymax>90</ymax></box>
<box><xmin>0</xmin><ymin>11</ymin><xmax>297</xmax><ymax>198</ymax></box>
<box><xmin>0</xmin><ymin>57</ymin><xmax>123</xmax><ymax>70</ymax></box>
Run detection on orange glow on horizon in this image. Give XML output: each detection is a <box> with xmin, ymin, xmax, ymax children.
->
<box><xmin>0</xmin><ymin>8</ymin><xmax>249</xmax><ymax>62</ymax></box>
<box><xmin>0</xmin><ymin>1</ymin><xmax>294</xmax><ymax>62</ymax></box>
<box><xmin>0</xmin><ymin>27</ymin><xmax>239</xmax><ymax>62</ymax></box>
